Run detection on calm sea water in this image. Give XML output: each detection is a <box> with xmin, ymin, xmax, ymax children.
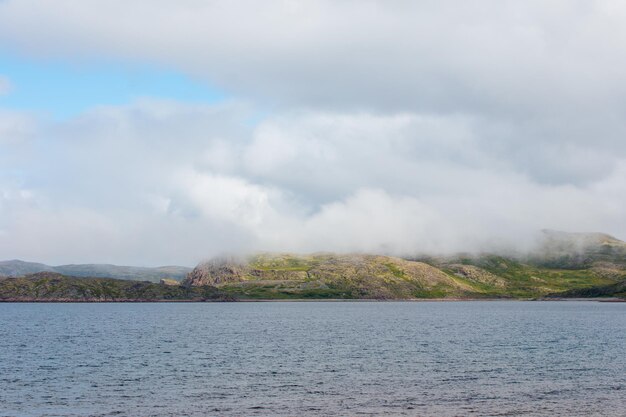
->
<box><xmin>0</xmin><ymin>301</ymin><xmax>624</xmax><ymax>416</ymax></box>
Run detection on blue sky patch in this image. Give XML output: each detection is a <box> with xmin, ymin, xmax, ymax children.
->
<box><xmin>0</xmin><ymin>50</ymin><xmax>226</xmax><ymax>119</ymax></box>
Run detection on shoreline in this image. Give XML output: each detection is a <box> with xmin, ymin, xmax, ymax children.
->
<box><xmin>1</xmin><ymin>297</ymin><xmax>624</xmax><ymax>303</ymax></box>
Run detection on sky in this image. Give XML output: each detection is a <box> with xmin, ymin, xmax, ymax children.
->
<box><xmin>1</xmin><ymin>0</ymin><xmax>626</xmax><ymax>266</ymax></box>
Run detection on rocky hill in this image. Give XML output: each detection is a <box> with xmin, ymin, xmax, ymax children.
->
<box><xmin>183</xmin><ymin>249</ymin><xmax>625</xmax><ymax>300</ymax></box>
<box><xmin>0</xmin><ymin>272</ymin><xmax>229</xmax><ymax>302</ymax></box>
<box><xmin>2</xmin><ymin>231</ymin><xmax>624</xmax><ymax>301</ymax></box>
<box><xmin>184</xmin><ymin>254</ymin><xmax>477</xmax><ymax>299</ymax></box>
<box><xmin>0</xmin><ymin>260</ymin><xmax>191</xmax><ymax>283</ymax></box>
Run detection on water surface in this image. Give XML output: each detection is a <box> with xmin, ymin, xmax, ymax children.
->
<box><xmin>1</xmin><ymin>301</ymin><xmax>625</xmax><ymax>416</ymax></box>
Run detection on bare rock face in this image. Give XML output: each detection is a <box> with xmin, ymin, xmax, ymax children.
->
<box><xmin>183</xmin><ymin>256</ymin><xmax>247</xmax><ymax>286</ymax></box>
<box><xmin>248</xmin><ymin>269</ymin><xmax>308</xmax><ymax>280</ymax></box>
<box><xmin>447</xmin><ymin>264</ymin><xmax>507</xmax><ymax>287</ymax></box>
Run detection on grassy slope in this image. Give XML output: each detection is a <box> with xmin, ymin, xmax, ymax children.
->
<box><xmin>214</xmin><ymin>253</ymin><xmax>468</xmax><ymax>299</ymax></box>
<box><xmin>435</xmin><ymin>255</ymin><xmax>618</xmax><ymax>298</ymax></box>
<box><xmin>544</xmin><ymin>280</ymin><xmax>626</xmax><ymax>299</ymax></box>
<box><xmin>195</xmin><ymin>253</ymin><xmax>623</xmax><ymax>300</ymax></box>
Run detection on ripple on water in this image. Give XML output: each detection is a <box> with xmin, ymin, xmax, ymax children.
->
<box><xmin>0</xmin><ymin>301</ymin><xmax>625</xmax><ymax>416</ymax></box>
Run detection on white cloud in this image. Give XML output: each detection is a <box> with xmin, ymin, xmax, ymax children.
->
<box><xmin>0</xmin><ymin>110</ymin><xmax>35</xmax><ymax>145</ymax></box>
<box><xmin>2</xmin><ymin>101</ymin><xmax>626</xmax><ymax>265</ymax></box>
<box><xmin>1</xmin><ymin>1</ymin><xmax>626</xmax><ymax>116</ymax></box>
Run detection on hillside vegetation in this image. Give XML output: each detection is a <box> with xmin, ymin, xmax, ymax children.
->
<box><xmin>2</xmin><ymin>231</ymin><xmax>625</xmax><ymax>301</ymax></box>
<box><xmin>181</xmin><ymin>231</ymin><xmax>626</xmax><ymax>300</ymax></box>
<box><xmin>184</xmin><ymin>253</ymin><xmax>480</xmax><ymax>299</ymax></box>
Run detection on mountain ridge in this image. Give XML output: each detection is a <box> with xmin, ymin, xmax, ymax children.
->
<box><xmin>2</xmin><ymin>231</ymin><xmax>625</xmax><ymax>301</ymax></box>
<box><xmin>180</xmin><ymin>231</ymin><xmax>626</xmax><ymax>300</ymax></box>
<box><xmin>0</xmin><ymin>260</ymin><xmax>191</xmax><ymax>283</ymax></box>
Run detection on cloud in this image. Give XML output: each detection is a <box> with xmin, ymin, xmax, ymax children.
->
<box><xmin>1</xmin><ymin>101</ymin><xmax>626</xmax><ymax>265</ymax></box>
<box><xmin>2</xmin><ymin>2</ymin><xmax>625</xmax><ymax>187</ymax></box>
<box><xmin>1</xmin><ymin>2</ymin><xmax>626</xmax><ymax>264</ymax></box>
<box><xmin>0</xmin><ymin>109</ymin><xmax>34</xmax><ymax>145</ymax></box>
<box><xmin>1</xmin><ymin>1</ymin><xmax>626</xmax><ymax>116</ymax></box>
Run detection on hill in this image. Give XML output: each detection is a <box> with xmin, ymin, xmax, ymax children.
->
<box><xmin>546</xmin><ymin>280</ymin><xmax>626</xmax><ymax>299</ymax></box>
<box><xmin>184</xmin><ymin>253</ymin><xmax>478</xmax><ymax>299</ymax></box>
<box><xmin>0</xmin><ymin>272</ymin><xmax>230</xmax><ymax>302</ymax></box>
<box><xmin>0</xmin><ymin>260</ymin><xmax>191</xmax><ymax>283</ymax></box>
<box><xmin>183</xmin><ymin>250</ymin><xmax>624</xmax><ymax>300</ymax></box>
<box><xmin>423</xmin><ymin>254</ymin><xmax>623</xmax><ymax>298</ymax></box>
<box><xmin>2</xmin><ymin>231</ymin><xmax>625</xmax><ymax>301</ymax></box>
<box><xmin>0</xmin><ymin>260</ymin><xmax>53</xmax><ymax>276</ymax></box>
<box><xmin>527</xmin><ymin>229</ymin><xmax>626</xmax><ymax>269</ymax></box>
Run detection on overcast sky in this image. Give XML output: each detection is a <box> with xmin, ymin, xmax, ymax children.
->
<box><xmin>1</xmin><ymin>1</ymin><xmax>626</xmax><ymax>266</ymax></box>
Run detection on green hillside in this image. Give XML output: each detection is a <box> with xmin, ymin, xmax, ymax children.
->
<box><xmin>431</xmin><ymin>254</ymin><xmax>620</xmax><ymax>298</ymax></box>
<box><xmin>3</xmin><ymin>231</ymin><xmax>625</xmax><ymax>301</ymax></box>
<box><xmin>183</xmin><ymin>252</ymin><xmax>623</xmax><ymax>300</ymax></box>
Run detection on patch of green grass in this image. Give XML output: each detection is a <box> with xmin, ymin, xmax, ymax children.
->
<box><xmin>412</xmin><ymin>287</ymin><xmax>449</xmax><ymax>299</ymax></box>
<box><xmin>384</xmin><ymin>263</ymin><xmax>406</xmax><ymax>278</ymax></box>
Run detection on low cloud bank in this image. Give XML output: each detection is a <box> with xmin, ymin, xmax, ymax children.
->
<box><xmin>1</xmin><ymin>102</ymin><xmax>625</xmax><ymax>265</ymax></box>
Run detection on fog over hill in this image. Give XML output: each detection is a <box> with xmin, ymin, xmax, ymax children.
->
<box><xmin>2</xmin><ymin>230</ymin><xmax>625</xmax><ymax>281</ymax></box>
<box><xmin>177</xmin><ymin>230</ymin><xmax>626</xmax><ymax>300</ymax></box>
<box><xmin>2</xmin><ymin>231</ymin><xmax>625</xmax><ymax>300</ymax></box>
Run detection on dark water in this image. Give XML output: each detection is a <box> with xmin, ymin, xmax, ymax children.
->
<box><xmin>0</xmin><ymin>301</ymin><xmax>625</xmax><ymax>417</ymax></box>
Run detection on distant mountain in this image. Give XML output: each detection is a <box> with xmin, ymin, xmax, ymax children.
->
<box><xmin>0</xmin><ymin>260</ymin><xmax>54</xmax><ymax>277</ymax></box>
<box><xmin>0</xmin><ymin>260</ymin><xmax>191</xmax><ymax>283</ymax></box>
<box><xmin>527</xmin><ymin>229</ymin><xmax>626</xmax><ymax>269</ymax></box>
<box><xmin>2</xmin><ymin>231</ymin><xmax>625</xmax><ymax>301</ymax></box>
<box><xmin>2</xmin><ymin>246</ymin><xmax>625</xmax><ymax>301</ymax></box>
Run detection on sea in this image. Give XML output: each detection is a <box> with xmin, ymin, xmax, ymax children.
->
<box><xmin>0</xmin><ymin>301</ymin><xmax>624</xmax><ymax>416</ymax></box>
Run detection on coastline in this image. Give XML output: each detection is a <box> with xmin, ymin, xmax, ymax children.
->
<box><xmin>1</xmin><ymin>297</ymin><xmax>624</xmax><ymax>303</ymax></box>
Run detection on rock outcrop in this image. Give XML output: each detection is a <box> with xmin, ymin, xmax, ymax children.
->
<box><xmin>184</xmin><ymin>256</ymin><xmax>248</xmax><ymax>286</ymax></box>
